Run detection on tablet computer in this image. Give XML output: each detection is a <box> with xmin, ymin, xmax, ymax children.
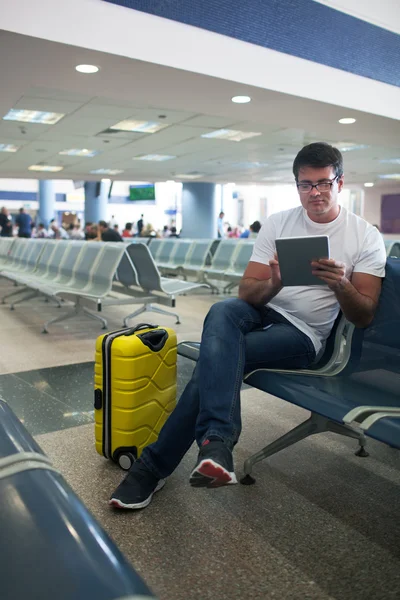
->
<box><xmin>275</xmin><ymin>235</ymin><xmax>330</xmax><ymax>286</ymax></box>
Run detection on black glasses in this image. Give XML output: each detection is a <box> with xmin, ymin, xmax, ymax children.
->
<box><xmin>296</xmin><ymin>176</ymin><xmax>338</xmax><ymax>193</ymax></box>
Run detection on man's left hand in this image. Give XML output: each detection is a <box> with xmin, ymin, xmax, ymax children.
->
<box><xmin>311</xmin><ymin>259</ymin><xmax>348</xmax><ymax>291</ymax></box>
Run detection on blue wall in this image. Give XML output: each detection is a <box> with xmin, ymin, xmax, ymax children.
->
<box><xmin>104</xmin><ymin>0</ymin><xmax>400</xmax><ymax>88</ymax></box>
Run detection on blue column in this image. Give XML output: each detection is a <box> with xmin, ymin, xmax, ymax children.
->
<box><xmin>38</xmin><ymin>180</ymin><xmax>55</xmax><ymax>228</ymax></box>
<box><xmin>181</xmin><ymin>183</ymin><xmax>220</xmax><ymax>238</ymax></box>
<box><xmin>84</xmin><ymin>181</ymin><xmax>108</xmax><ymax>224</ymax></box>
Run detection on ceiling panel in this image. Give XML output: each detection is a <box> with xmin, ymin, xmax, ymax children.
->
<box><xmin>13</xmin><ymin>96</ymin><xmax>85</xmax><ymax>115</ymax></box>
<box><xmin>0</xmin><ymin>120</ymin><xmax>53</xmax><ymax>140</ymax></box>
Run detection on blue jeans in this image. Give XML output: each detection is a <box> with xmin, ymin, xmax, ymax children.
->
<box><xmin>140</xmin><ymin>298</ymin><xmax>315</xmax><ymax>479</ymax></box>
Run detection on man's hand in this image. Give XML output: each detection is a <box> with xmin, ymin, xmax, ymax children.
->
<box><xmin>268</xmin><ymin>253</ymin><xmax>282</xmax><ymax>292</ymax></box>
<box><xmin>311</xmin><ymin>258</ymin><xmax>348</xmax><ymax>291</ymax></box>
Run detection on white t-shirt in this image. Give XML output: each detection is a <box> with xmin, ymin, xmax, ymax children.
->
<box><xmin>250</xmin><ymin>206</ymin><xmax>386</xmax><ymax>355</ymax></box>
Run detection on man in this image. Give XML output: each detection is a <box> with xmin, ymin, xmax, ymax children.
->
<box><xmin>50</xmin><ymin>223</ymin><xmax>69</xmax><ymax>239</ymax></box>
<box><xmin>98</xmin><ymin>220</ymin><xmax>123</xmax><ymax>242</ymax></box>
<box><xmin>217</xmin><ymin>211</ymin><xmax>225</xmax><ymax>238</ymax></box>
<box><xmin>137</xmin><ymin>214</ymin><xmax>144</xmax><ymax>236</ymax></box>
<box><xmin>0</xmin><ymin>207</ymin><xmax>13</xmax><ymax>237</ymax></box>
<box><xmin>15</xmin><ymin>207</ymin><xmax>32</xmax><ymax>238</ymax></box>
<box><xmin>110</xmin><ymin>142</ymin><xmax>386</xmax><ymax>510</ymax></box>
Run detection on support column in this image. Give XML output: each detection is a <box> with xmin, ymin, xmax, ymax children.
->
<box><xmin>84</xmin><ymin>181</ymin><xmax>108</xmax><ymax>224</ymax></box>
<box><xmin>38</xmin><ymin>180</ymin><xmax>55</xmax><ymax>228</ymax></box>
<box><xmin>181</xmin><ymin>182</ymin><xmax>220</xmax><ymax>238</ymax></box>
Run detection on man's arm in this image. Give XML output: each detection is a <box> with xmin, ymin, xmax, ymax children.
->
<box><xmin>238</xmin><ymin>258</ymin><xmax>283</xmax><ymax>307</ymax></box>
<box><xmin>312</xmin><ymin>259</ymin><xmax>382</xmax><ymax>328</ymax></box>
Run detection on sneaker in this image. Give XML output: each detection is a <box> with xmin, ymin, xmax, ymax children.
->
<box><xmin>109</xmin><ymin>460</ymin><xmax>165</xmax><ymax>510</ymax></box>
<box><xmin>189</xmin><ymin>438</ymin><xmax>238</xmax><ymax>488</ymax></box>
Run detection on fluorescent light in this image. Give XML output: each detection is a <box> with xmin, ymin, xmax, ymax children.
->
<box><xmin>110</xmin><ymin>119</ymin><xmax>168</xmax><ymax>134</ymax></box>
<box><xmin>75</xmin><ymin>64</ymin><xmax>99</xmax><ymax>74</ymax></box>
<box><xmin>133</xmin><ymin>154</ymin><xmax>175</xmax><ymax>161</ymax></box>
<box><xmin>380</xmin><ymin>158</ymin><xmax>400</xmax><ymax>164</ymax></box>
<box><xmin>337</xmin><ymin>143</ymin><xmax>369</xmax><ymax>152</ymax></box>
<box><xmin>262</xmin><ymin>176</ymin><xmax>284</xmax><ymax>181</ymax></box>
<box><xmin>364</xmin><ymin>182</ymin><xmax>374</xmax><ymax>187</ymax></box>
<box><xmin>338</xmin><ymin>118</ymin><xmax>356</xmax><ymax>124</ymax></box>
<box><xmin>379</xmin><ymin>174</ymin><xmax>400</xmax><ymax>180</ymax></box>
<box><xmin>59</xmin><ymin>148</ymin><xmax>100</xmax><ymax>157</ymax></box>
<box><xmin>201</xmin><ymin>129</ymin><xmax>262</xmax><ymax>142</ymax></box>
<box><xmin>29</xmin><ymin>165</ymin><xmax>63</xmax><ymax>172</ymax></box>
<box><xmin>176</xmin><ymin>173</ymin><xmax>204</xmax><ymax>179</ymax></box>
<box><xmin>0</xmin><ymin>144</ymin><xmax>19</xmax><ymax>152</ymax></box>
<box><xmin>101</xmin><ymin>178</ymin><xmax>111</xmax><ymax>184</ymax></box>
<box><xmin>3</xmin><ymin>109</ymin><xmax>65</xmax><ymax>125</ymax></box>
<box><xmin>232</xmin><ymin>95</ymin><xmax>251</xmax><ymax>104</ymax></box>
<box><xmin>90</xmin><ymin>168</ymin><xmax>124</xmax><ymax>175</ymax></box>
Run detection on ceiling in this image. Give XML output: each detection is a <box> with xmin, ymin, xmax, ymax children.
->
<box><xmin>0</xmin><ymin>30</ymin><xmax>399</xmax><ymax>188</ymax></box>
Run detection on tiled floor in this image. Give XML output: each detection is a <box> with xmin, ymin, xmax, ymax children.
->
<box><xmin>1</xmin><ymin>276</ymin><xmax>399</xmax><ymax>600</ymax></box>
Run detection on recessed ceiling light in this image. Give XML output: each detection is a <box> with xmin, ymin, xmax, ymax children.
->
<box><xmin>29</xmin><ymin>164</ymin><xmax>63</xmax><ymax>172</ymax></box>
<box><xmin>262</xmin><ymin>176</ymin><xmax>284</xmax><ymax>182</ymax></box>
<box><xmin>176</xmin><ymin>173</ymin><xmax>204</xmax><ymax>179</ymax></box>
<box><xmin>201</xmin><ymin>129</ymin><xmax>262</xmax><ymax>142</ymax></box>
<box><xmin>133</xmin><ymin>154</ymin><xmax>176</xmax><ymax>162</ymax></box>
<box><xmin>59</xmin><ymin>148</ymin><xmax>100</xmax><ymax>157</ymax></box>
<box><xmin>110</xmin><ymin>119</ymin><xmax>168</xmax><ymax>134</ymax></box>
<box><xmin>379</xmin><ymin>174</ymin><xmax>400</xmax><ymax>180</ymax></box>
<box><xmin>364</xmin><ymin>182</ymin><xmax>374</xmax><ymax>187</ymax></box>
<box><xmin>90</xmin><ymin>168</ymin><xmax>124</xmax><ymax>175</ymax></box>
<box><xmin>0</xmin><ymin>144</ymin><xmax>19</xmax><ymax>152</ymax></box>
<box><xmin>75</xmin><ymin>64</ymin><xmax>99</xmax><ymax>74</ymax></box>
<box><xmin>3</xmin><ymin>109</ymin><xmax>65</xmax><ymax>125</ymax></box>
<box><xmin>231</xmin><ymin>96</ymin><xmax>251</xmax><ymax>104</ymax></box>
<box><xmin>338</xmin><ymin>118</ymin><xmax>356</xmax><ymax>124</ymax></box>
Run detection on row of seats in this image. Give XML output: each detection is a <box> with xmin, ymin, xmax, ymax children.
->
<box><xmin>0</xmin><ymin>238</ymin><xmax>208</xmax><ymax>331</ymax></box>
<box><xmin>178</xmin><ymin>257</ymin><xmax>400</xmax><ymax>483</ymax></box>
<box><xmin>148</xmin><ymin>238</ymin><xmax>255</xmax><ymax>292</ymax></box>
<box><xmin>0</xmin><ymin>398</ymin><xmax>155</xmax><ymax>600</ymax></box>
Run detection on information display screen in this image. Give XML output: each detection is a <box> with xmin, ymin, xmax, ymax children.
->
<box><xmin>129</xmin><ymin>184</ymin><xmax>156</xmax><ymax>201</ymax></box>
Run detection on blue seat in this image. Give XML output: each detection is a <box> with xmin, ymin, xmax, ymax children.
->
<box><xmin>0</xmin><ymin>399</ymin><xmax>156</xmax><ymax>600</ymax></box>
<box><xmin>177</xmin><ymin>258</ymin><xmax>400</xmax><ymax>482</ymax></box>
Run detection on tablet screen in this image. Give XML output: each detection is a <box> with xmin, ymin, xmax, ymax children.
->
<box><xmin>276</xmin><ymin>235</ymin><xmax>330</xmax><ymax>286</ymax></box>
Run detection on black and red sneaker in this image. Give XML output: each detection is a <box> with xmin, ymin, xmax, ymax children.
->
<box><xmin>189</xmin><ymin>438</ymin><xmax>237</xmax><ymax>488</ymax></box>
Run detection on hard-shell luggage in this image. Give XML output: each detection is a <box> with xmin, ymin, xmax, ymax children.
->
<box><xmin>94</xmin><ymin>323</ymin><xmax>177</xmax><ymax>470</ymax></box>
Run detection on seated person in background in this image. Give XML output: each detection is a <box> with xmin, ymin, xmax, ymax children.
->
<box><xmin>50</xmin><ymin>223</ymin><xmax>69</xmax><ymax>239</ymax></box>
<box><xmin>169</xmin><ymin>226</ymin><xmax>180</xmax><ymax>238</ymax></box>
<box><xmin>98</xmin><ymin>220</ymin><xmax>123</xmax><ymax>242</ymax></box>
<box><xmin>249</xmin><ymin>220</ymin><xmax>261</xmax><ymax>238</ymax></box>
<box><xmin>113</xmin><ymin>224</ymin><xmax>120</xmax><ymax>234</ymax></box>
<box><xmin>162</xmin><ymin>225</ymin><xmax>170</xmax><ymax>238</ymax></box>
<box><xmin>35</xmin><ymin>223</ymin><xmax>48</xmax><ymax>238</ymax></box>
<box><xmin>110</xmin><ymin>142</ymin><xmax>386</xmax><ymax>510</ymax></box>
<box><xmin>0</xmin><ymin>207</ymin><xmax>13</xmax><ymax>237</ymax></box>
<box><xmin>69</xmin><ymin>223</ymin><xmax>85</xmax><ymax>240</ymax></box>
<box><xmin>122</xmin><ymin>222</ymin><xmax>133</xmax><ymax>238</ymax></box>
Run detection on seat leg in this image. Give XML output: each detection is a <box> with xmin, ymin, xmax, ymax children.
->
<box><xmin>123</xmin><ymin>303</ymin><xmax>181</xmax><ymax>326</ymax></box>
<box><xmin>10</xmin><ymin>290</ymin><xmax>40</xmax><ymax>309</ymax></box>
<box><xmin>2</xmin><ymin>287</ymin><xmax>28</xmax><ymax>304</ymax></box>
<box><xmin>83</xmin><ymin>307</ymin><xmax>108</xmax><ymax>329</ymax></box>
<box><xmin>327</xmin><ymin>421</ymin><xmax>369</xmax><ymax>457</ymax></box>
<box><xmin>241</xmin><ymin>414</ymin><xmax>329</xmax><ymax>484</ymax></box>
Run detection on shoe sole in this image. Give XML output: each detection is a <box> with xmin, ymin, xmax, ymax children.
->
<box><xmin>189</xmin><ymin>459</ymin><xmax>237</xmax><ymax>488</ymax></box>
<box><xmin>109</xmin><ymin>479</ymin><xmax>166</xmax><ymax>510</ymax></box>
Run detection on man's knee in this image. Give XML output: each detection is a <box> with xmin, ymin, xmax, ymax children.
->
<box><xmin>205</xmin><ymin>298</ymin><xmax>252</xmax><ymax>323</ymax></box>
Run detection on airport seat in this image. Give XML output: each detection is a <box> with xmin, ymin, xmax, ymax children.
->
<box><xmin>158</xmin><ymin>239</ymin><xmax>194</xmax><ymax>275</ymax></box>
<box><xmin>0</xmin><ymin>237</ymin><xmax>15</xmax><ymax>268</ymax></box>
<box><xmin>223</xmin><ymin>241</ymin><xmax>255</xmax><ymax>292</ymax></box>
<box><xmin>119</xmin><ymin>242</ymin><xmax>209</xmax><ymax>325</ymax></box>
<box><xmin>147</xmin><ymin>237</ymin><xmax>164</xmax><ymax>260</ymax></box>
<box><xmin>177</xmin><ymin>258</ymin><xmax>400</xmax><ymax>483</ymax></box>
<box><xmin>385</xmin><ymin>239</ymin><xmax>400</xmax><ymax>258</ymax></box>
<box><xmin>0</xmin><ymin>398</ymin><xmax>156</xmax><ymax>600</ymax></box>
<box><xmin>181</xmin><ymin>239</ymin><xmax>215</xmax><ymax>279</ymax></box>
<box><xmin>156</xmin><ymin>238</ymin><xmax>179</xmax><ymax>269</ymax></box>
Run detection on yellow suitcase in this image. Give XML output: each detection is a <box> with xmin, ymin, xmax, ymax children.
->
<box><xmin>94</xmin><ymin>323</ymin><xmax>177</xmax><ymax>470</ymax></box>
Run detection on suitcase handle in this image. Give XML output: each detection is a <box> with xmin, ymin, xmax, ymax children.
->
<box><xmin>124</xmin><ymin>322</ymin><xmax>158</xmax><ymax>336</ymax></box>
<box><xmin>137</xmin><ymin>329</ymin><xmax>169</xmax><ymax>352</ymax></box>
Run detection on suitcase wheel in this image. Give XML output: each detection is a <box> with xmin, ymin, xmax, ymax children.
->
<box><xmin>118</xmin><ymin>452</ymin><xmax>136</xmax><ymax>471</ymax></box>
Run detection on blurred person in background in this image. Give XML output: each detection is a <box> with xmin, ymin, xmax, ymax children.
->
<box><xmin>98</xmin><ymin>220</ymin><xmax>123</xmax><ymax>242</ymax></box>
<box><xmin>16</xmin><ymin>207</ymin><xmax>32</xmax><ymax>238</ymax></box>
<box><xmin>0</xmin><ymin>207</ymin><xmax>13</xmax><ymax>237</ymax></box>
<box><xmin>122</xmin><ymin>222</ymin><xmax>133</xmax><ymax>238</ymax></box>
<box><xmin>137</xmin><ymin>214</ymin><xmax>144</xmax><ymax>235</ymax></box>
<box><xmin>217</xmin><ymin>211</ymin><xmax>225</xmax><ymax>238</ymax></box>
<box><xmin>249</xmin><ymin>221</ymin><xmax>262</xmax><ymax>238</ymax></box>
<box><xmin>35</xmin><ymin>223</ymin><xmax>48</xmax><ymax>238</ymax></box>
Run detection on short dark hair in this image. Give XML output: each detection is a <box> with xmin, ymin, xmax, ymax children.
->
<box><xmin>98</xmin><ymin>220</ymin><xmax>108</xmax><ymax>228</ymax></box>
<box><xmin>250</xmin><ymin>220</ymin><xmax>261</xmax><ymax>233</ymax></box>
<box><xmin>293</xmin><ymin>142</ymin><xmax>343</xmax><ymax>181</ymax></box>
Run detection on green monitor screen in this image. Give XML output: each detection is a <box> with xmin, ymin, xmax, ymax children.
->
<box><xmin>129</xmin><ymin>184</ymin><xmax>156</xmax><ymax>201</ymax></box>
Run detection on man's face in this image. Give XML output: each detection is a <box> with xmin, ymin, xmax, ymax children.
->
<box><xmin>297</xmin><ymin>166</ymin><xmax>343</xmax><ymax>219</ymax></box>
